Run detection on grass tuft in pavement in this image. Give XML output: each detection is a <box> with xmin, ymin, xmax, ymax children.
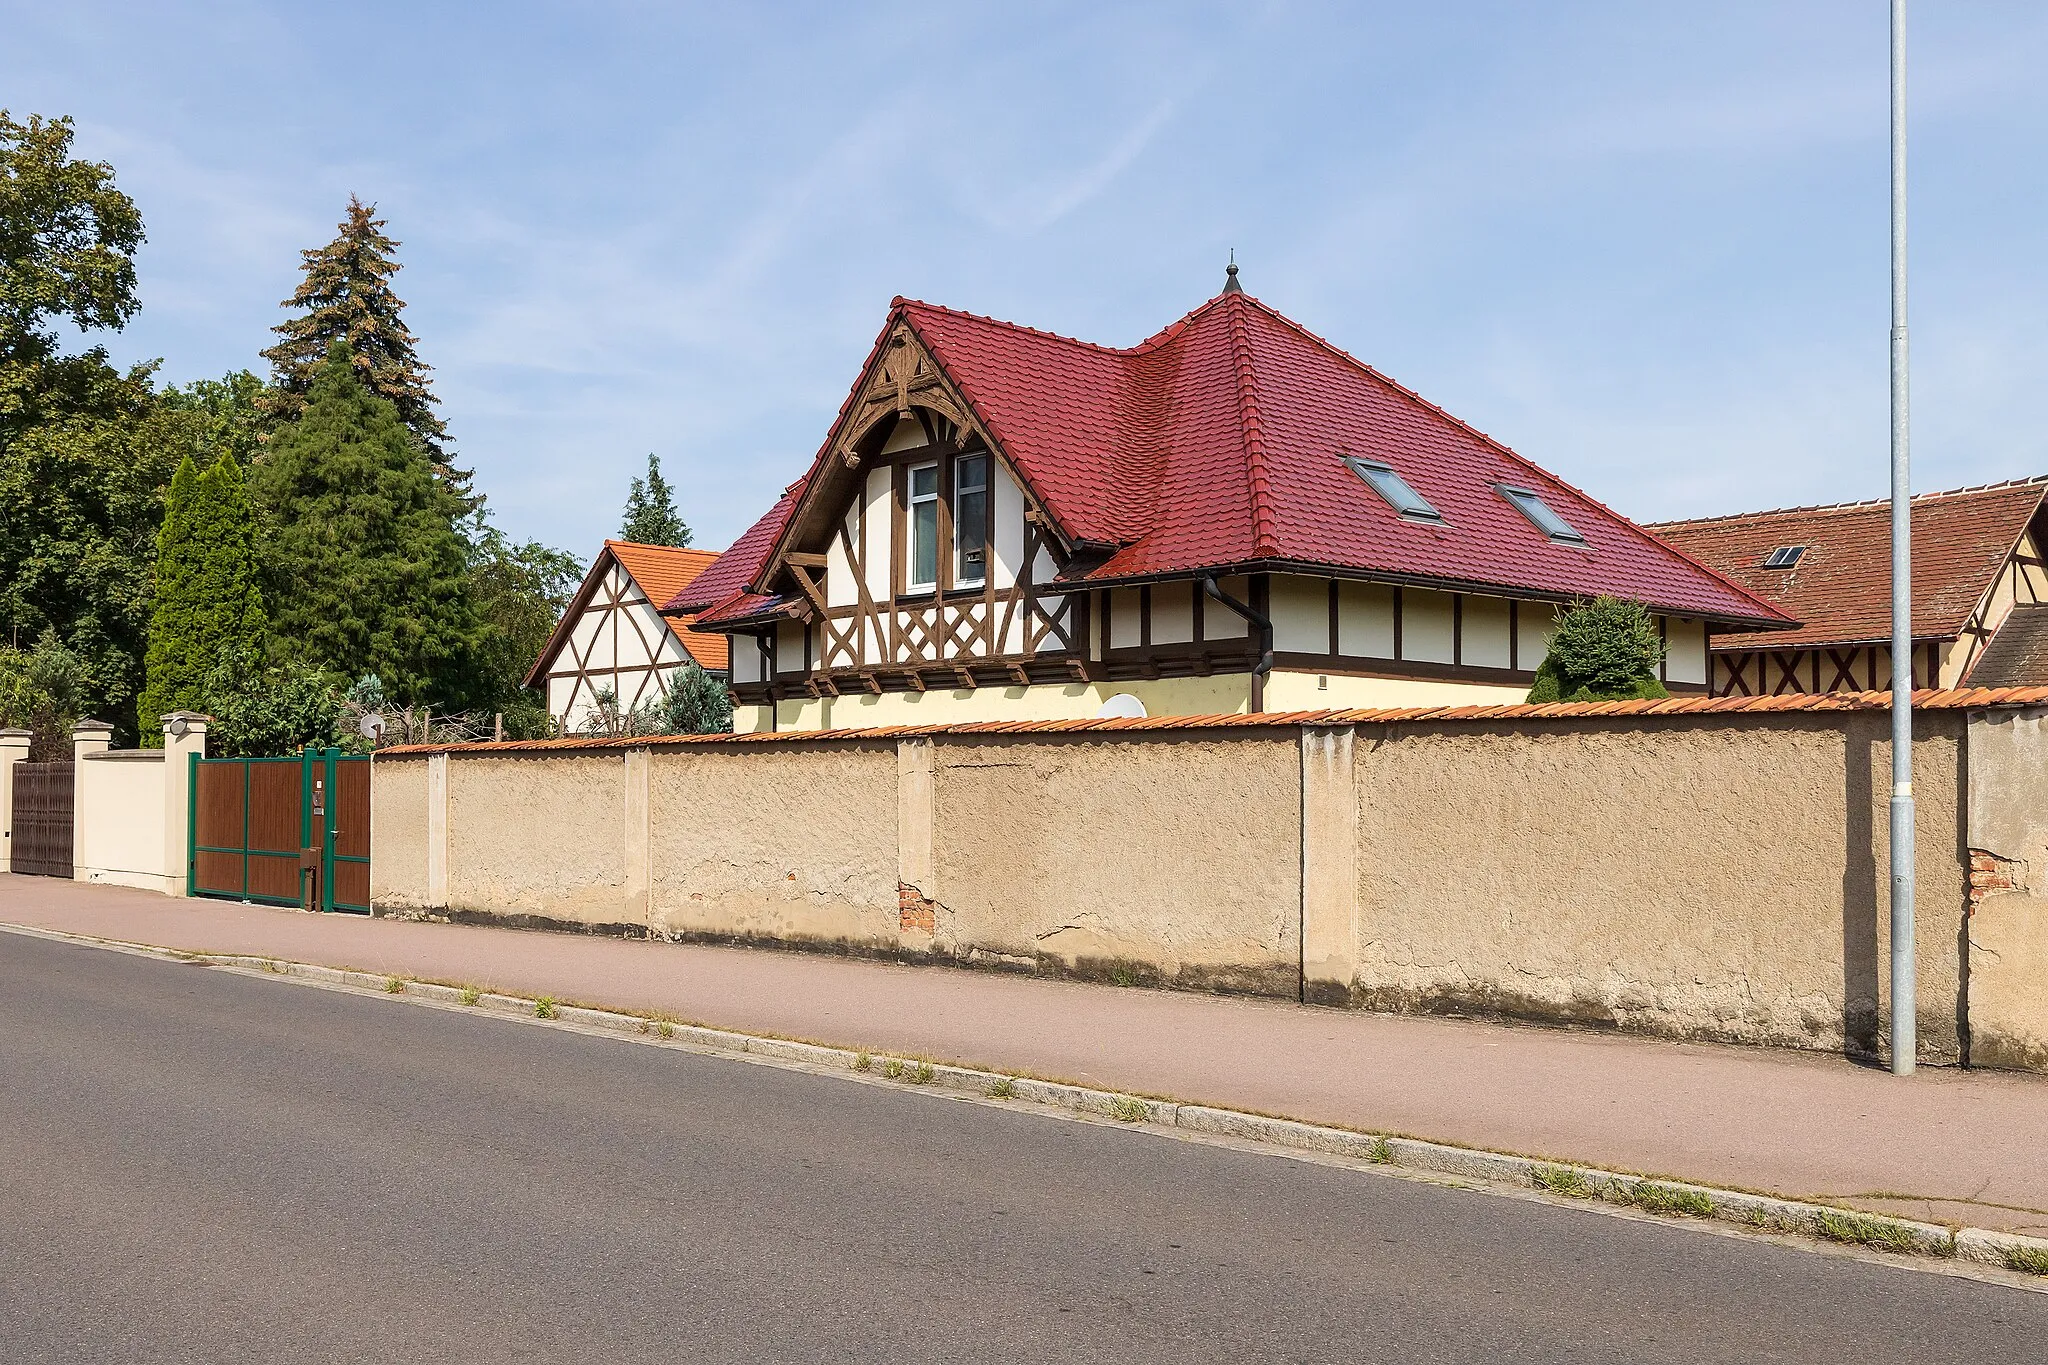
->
<box><xmin>1812</xmin><ymin>1209</ymin><xmax>1925</xmax><ymax>1254</ymax></box>
<box><xmin>1532</xmin><ymin>1165</ymin><xmax>1592</xmax><ymax>1198</ymax></box>
<box><xmin>2002</xmin><ymin>1244</ymin><xmax>2048</xmax><ymax>1277</ymax></box>
<box><xmin>1108</xmin><ymin>1097</ymin><xmax>1149</xmax><ymax>1124</ymax></box>
<box><xmin>535</xmin><ymin>997</ymin><xmax>557</xmax><ymax>1020</ymax></box>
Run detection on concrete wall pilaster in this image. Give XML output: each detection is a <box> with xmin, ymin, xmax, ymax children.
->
<box><xmin>69</xmin><ymin>721</ymin><xmax>113</xmax><ymax>880</ymax></box>
<box><xmin>622</xmin><ymin>748</ymin><xmax>652</xmax><ymax>927</ymax></box>
<box><xmin>159</xmin><ymin>714</ymin><xmax>209</xmax><ymax>896</ymax></box>
<box><xmin>896</xmin><ymin>736</ymin><xmax>936</xmax><ymax>943</ymax></box>
<box><xmin>425</xmin><ymin>753</ymin><xmax>450</xmax><ymax>908</ymax></box>
<box><xmin>0</xmin><ymin>729</ymin><xmax>30</xmax><ymax>870</ymax></box>
<box><xmin>1300</xmin><ymin>725</ymin><xmax>1359</xmax><ymax>1005</ymax></box>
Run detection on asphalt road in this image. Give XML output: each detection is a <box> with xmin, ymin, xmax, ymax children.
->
<box><xmin>3</xmin><ymin>934</ymin><xmax>2043</xmax><ymax>1364</ymax></box>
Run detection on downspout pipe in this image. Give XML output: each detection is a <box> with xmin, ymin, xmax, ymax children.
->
<box><xmin>1201</xmin><ymin>574</ymin><xmax>1274</xmax><ymax>711</ymax></box>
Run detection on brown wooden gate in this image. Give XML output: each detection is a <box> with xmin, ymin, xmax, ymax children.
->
<box><xmin>9</xmin><ymin>761</ymin><xmax>75</xmax><ymax>877</ymax></box>
<box><xmin>188</xmin><ymin>749</ymin><xmax>370</xmax><ymax>912</ymax></box>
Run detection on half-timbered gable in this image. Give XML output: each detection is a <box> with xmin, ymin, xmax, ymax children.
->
<box><xmin>526</xmin><ymin>540</ymin><xmax>727</xmax><ymax>732</ymax></box>
<box><xmin>1651</xmin><ymin>479</ymin><xmax>2048</xmax><ymax>697</ymax></box>
<box><xmin>673</xmin><ymin>276</ymin><xmax>1790</xmax><ymax>733</ymax></box>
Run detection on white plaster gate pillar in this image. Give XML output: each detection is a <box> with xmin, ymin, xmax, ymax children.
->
<box><xmin>160</xmin><ymin>713</ymin><xmax>210</xmax><ymax>897</ymax></box>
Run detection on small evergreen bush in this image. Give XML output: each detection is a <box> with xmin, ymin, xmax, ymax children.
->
<box><xmin>1526</xmin><ymin>597</ymin><xmax>1670</xmax><ymax>703</ymax></box>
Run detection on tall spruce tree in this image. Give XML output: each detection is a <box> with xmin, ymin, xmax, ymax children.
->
<box><xmin>260</xmin><ymin>196</ymin><xmax>459</xmax><ymax>482</ymax></box>
<box><xmin>619</xmin><ymin>453</ymin><xmax>691</xmax><ymax>547</ymax></box>
<box><xmin>253</xmin><ymin>341</ymin><xmax>483</xmax><ymax>708</ymax></box>
<box><xmin>137</xmin><ymin>452</ymin><xmax>266</xmax><ymax>739</ymax></box>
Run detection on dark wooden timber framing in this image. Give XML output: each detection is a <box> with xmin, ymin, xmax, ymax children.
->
<box><xmin>732</xmin><ymin>560</ymin><xmax>1733</xmax><ymax>705</ymax></box>
<box><xmin>1713</xmin><ymin>639</ymin><xmax>1943</xmax><ymax>698</ymax></box>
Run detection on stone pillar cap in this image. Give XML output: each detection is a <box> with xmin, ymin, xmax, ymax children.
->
<box><xmin>71</xmin><ymin>719</ymin><xmax>115</xmax><ymax>735</ymax></box>
<box><xmin>160</xmin><ymin>711</ymin><xmax>213</xmax><ymax>726</ymax></box>
<box><xmin>0</xmin><ymin>728</ymin><xmax>31</xmax><ymax>740</ymax></box>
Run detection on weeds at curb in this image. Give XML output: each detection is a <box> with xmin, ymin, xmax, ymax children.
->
<box><xmin>1108</xmin><ymin>1097</ymin><xmax>1148</xmax><ymax>1124</ymax></box>
<box><xmin>1624</xmin><ymin>1183</ymin><xmax>1715</xmax><ymax>1218</ymax></box>
<box><xmin>881</xmin><ymin>1057</ymin><xmax>904</xmax><ymax>1079</ymax></box>
<box><xmin>986</xmin><ymin>1077</ymin><xmax>1016</xmax><ymax>1099</ymax></box>
<box><xmin>1532</xmin><ymin>1165</ymin><xmax>1592</xmax><ymax>1198</ymax></box>
<box><xmin>384</xmin><ymin>976</ymin><xmax>404</xmax><ymax>994</ymax></box>
<box><xmin>1366</xmin><ymin>1137</ymin><xmax>1393</xmax><ymax>1164</ymax></box>
<box><xmin>852</xmin><ymin>1052</ymin><xmax>872</xmax><ymax>1072</ymax></box>
<box><xmin>908</xmin><ymin>1062</ymin><xmax>934</xmax><ymax>1085</ymax></box>
<box><xmin>535</xmin><ymin>997</ymin><xmax>557</xmax><ymax>1020</ymax></box>
<box><xmin>459</xmin><ymin>987</ymin><xmax>480</xmax><ymax>1006</ymax></box>
<box><xmin>656</xmin><ymin>1021</ymin><xmax>675</xmax><ymax>1040</ymax></box>
<box><xmin>2003</xmin><ymin>1245</ymin><xmax>2048</xmax><ymax>1277</ymax></box>
<box><xmin>1813</xmin><ymin>1209</ymin><xmax>1925</xmax><ymax>1254</ymax></box>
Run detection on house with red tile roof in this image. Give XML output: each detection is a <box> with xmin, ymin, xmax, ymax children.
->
<box><xmin>525</xmin><ymin>540</ymin><xmax>728</xmax><ymax>732</ymax></box>
<box><xmin>1650</xmin><ymin>478</ymin><xmax>2048</xmax><ymax>697</ymax></box>
<box><xmin>668</xmin><ymin>271</ymin><xmax>1791</xmax><ymax>733</ymax></box>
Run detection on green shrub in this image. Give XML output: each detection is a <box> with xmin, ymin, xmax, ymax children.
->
<box><xmin>1527</xmin><ymin>597</ymin><xmax>1670</xmax><ymax>703</ymax></box>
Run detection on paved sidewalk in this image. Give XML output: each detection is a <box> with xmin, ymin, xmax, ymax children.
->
<box><xmin>7</xmin><ymin>874</ymin><xmax>2046</xmax><ymax>1235</ymax></box>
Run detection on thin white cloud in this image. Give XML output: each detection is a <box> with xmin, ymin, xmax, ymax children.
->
<box><xmin>1010</xmin><ymin>96</ymin><xmax>1180</xmax><ymax>232</ymax></box>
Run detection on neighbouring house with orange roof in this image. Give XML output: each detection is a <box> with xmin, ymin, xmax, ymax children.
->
<box><xmin>1649</xmin><ymin>478</ymin><xmax>2048</xmax><ymax>697</ymax></box>
<box><xmin>664</xmin><ymin>269</ymin><xmax>1793</xmax><ymax>733</ymax></box>
<box><xmin>526</xmin><ymin>540</ymin><xmax>728</xmax><ymax>732</ymax></box>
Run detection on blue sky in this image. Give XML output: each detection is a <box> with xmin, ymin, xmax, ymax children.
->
<box><xmin>9</xmin><ymin>2</ymin><xmax>2048</xmax><ymax>558</ymax></box>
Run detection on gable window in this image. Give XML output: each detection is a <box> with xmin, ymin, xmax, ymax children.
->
<box><xmin>1763</xmin><ymin>545</ymin><xmax>1808</xmax><ymax>569</ymax></box>
<box><xmin>1498</xmin><ymin>485</ymin><xmax>1585</xmax><ymax>544</ymax></box>
<box><xmin>1344</xmin><ymin>455</ymin><xmax>1442</xmax><ymax>523</ymax></box>
<box><xmin>908</xmin><ymin>461</ymin><xmax>940</xmax><ymax>592</ymax></box>
<box><xmin>955</xmin><ymin>453</ymin><xmax>989</xmax><ymax>586</ymax></box>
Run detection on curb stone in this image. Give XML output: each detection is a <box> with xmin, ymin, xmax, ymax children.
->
<box><xmin>10</xmin><ymin>922</ymin><xmax>2048</xmax><ymax>1285</ymax></box>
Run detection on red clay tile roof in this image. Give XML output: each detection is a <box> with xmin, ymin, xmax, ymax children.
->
<box><xmin>1649</xmin><ymin>479</ymin><xmax>2048</xmax><ymax>650</ymax></box>
<box><xmin>664</xmin><ymin>479</ymin><xmax>807</xmax><ymax>626</ymax></box>
<box><xmin>671</xmin><ymin>291</ymin><xmax>1790</xmax><ymax>630</ymax></box>
<box><xmin>524</xmin><ymin>541</ymin><xmax>728</xmax><ymax>687</ymax></box>
<box><xmin>379</xmin><ymin>685</ymin><xmax>2048</xmax><ymax>755</ymax></box>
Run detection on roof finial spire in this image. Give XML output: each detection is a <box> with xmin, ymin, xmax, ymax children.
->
<box><xmin>1222</xmin><ymin>249</ymin><xmax>1243</xmax><ymax>295</ymax></box>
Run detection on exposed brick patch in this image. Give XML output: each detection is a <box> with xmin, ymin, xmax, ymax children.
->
<box><xmin>898</xmin><ymin>882</ymin><xmax>936</xmax><ymax>935</ymax></box>
<box><xmin>1968</xmin><ymin>849</ymin><xmax>2025</xmax><ymax>911</ymax></box>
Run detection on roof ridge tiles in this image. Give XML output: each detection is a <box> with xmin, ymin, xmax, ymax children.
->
<box><xmin>1225</xmin><ymin>295</ymin><xmax>1281</xmax><ymax>558</ymax></box>
<box><xmin>895</xmin><ymin>293</ymin><xmax>1233</xmax><ymax>357</ymax></box>
<box><xmin>1647</xmin><ymin>475</ymin><xmax>2048</xmax><ymax>530</ymax></box>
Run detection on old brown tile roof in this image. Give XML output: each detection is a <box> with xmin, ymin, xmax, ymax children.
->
<box><xmin>1967</xmin><ymin>604</ymin><xmax>2048</xmax><ymax>687</ymax></box>
<box><xmin>1648</xmin><ymin>479</ymin><xmax>2048</xmax><ymax>651</ymax></box>
<box><xmin>378</xmin><ymin>685</ymin><xmax>2048</xmax><ymax>755</ymax></box>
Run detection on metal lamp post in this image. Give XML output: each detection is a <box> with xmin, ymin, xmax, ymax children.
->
<box><xmin>1888</xmin><ymin>0</ymin><xmax>1916</xmax><ymax>1076</ymax></box>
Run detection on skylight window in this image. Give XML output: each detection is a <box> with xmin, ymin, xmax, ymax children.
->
<box><xmin>1344</xmin><ymin>456</ymin><xmax>1442</xmax><ymax>523</ymax></box>
<box><xmin>1497</xmin><ymin>485</ymin><xmax>1585</xmax><ymax>544</ymax></box>
<box><xmin>1762</xmin><ymin>545</ymin><xmax>1808</xmax><ymax>569</ymax></box>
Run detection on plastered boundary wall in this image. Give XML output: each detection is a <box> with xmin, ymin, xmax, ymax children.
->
<box><xmin>370</xmin><ymin>697</ymin><xmax>2048</xmax><ymax>1070</ymax></box>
